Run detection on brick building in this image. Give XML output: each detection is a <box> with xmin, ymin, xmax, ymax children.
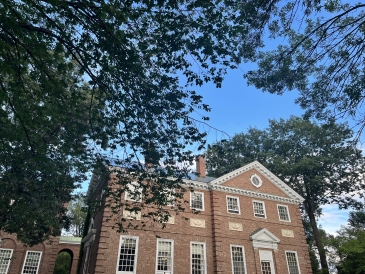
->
<box><xmin>80</xmin><ymin>159</ymin><xmax>312</xmax><ymax>274</ymax></box>
<box><xmin>0</xmin><ymin>232</ymin><xmax>81</xmax><ymax>274</ymax></box>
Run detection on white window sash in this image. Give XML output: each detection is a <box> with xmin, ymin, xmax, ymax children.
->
<box><xmin>21</xmin><ymin>251</ymin><xmax>42</xmax><ymax>274</ymax></box>
<box><xmin>190</xmin><ymin>191</ymin><xmax>205</xmax><ymax>211</ymax></box>
<box><xmin>226</xmin><ymin>196</ymin><xmax>240</xmax><ymax>215</ymax></box>
<box><xmin>116</xmin><ymin>236</ymin><xmax>139</xmax><ymax>274</ymax></box>
<box><xmin>155</xmin><ymin>239</ymin><xmax>174</xmax><ymax>274</ymax></box>
<box><xmin>0</xmin><ymin>248</ymin><xmax>13</xmax><ymax>274</ymax></box>
<box><xmin>252</xmin><ymin>200</ymin><xmax>266</xmax><ymax>218</ymax></box>
<box><xmin>285</xmin><ymin>251</ymin><xmax>301</xmax><ymax>274</ymax></box>
<box><xmin>190</xmin><ymin>242</ymin><xmax>207</xmax><ymax>274</ymax></box>
<box><xmin>277</xmin><ymin>205</ymin><xmax>291</xmax><ymax>222</ymax></box>
<box><xmin>230</xmin><ymin>245</ymin><xmax>247</xmax><ymax>274</ymax></box>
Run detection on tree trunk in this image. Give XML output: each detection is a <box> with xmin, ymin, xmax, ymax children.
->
<box><xmin>306</xmin><ymin>201</ymin><xmax>329</xmax><ymax>274</ymax></box>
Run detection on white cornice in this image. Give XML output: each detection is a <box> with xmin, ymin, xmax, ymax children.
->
<box><xmin>182</xmin><ymin>179</ymin><xmax>210</xmax><ymax>190</ymax></box>
<box><xmin>210</xmin><ymin>161</ymin><xmax>304</xmax><ymax>202</ymax></box>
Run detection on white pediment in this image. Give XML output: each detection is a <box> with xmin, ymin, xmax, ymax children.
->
<box><xmin>210</xmin><ymin>161</ymin><xmax>304</xmax><ymax>202</ymax></box>
<box><xmin>250</xmin><ymin>228</ymin><xmax>280</xmax><ymax>250</ymax></box>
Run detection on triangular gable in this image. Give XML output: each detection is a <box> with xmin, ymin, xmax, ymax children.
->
<box><xmin>210</xmin><ymin>161</ymin><xmax>304</xmax><ymax>202</ymax></box>
<box><xmin>250</xmin><ymin>228</ymin><xmax>280</xmax><ymax>250</ymax></box>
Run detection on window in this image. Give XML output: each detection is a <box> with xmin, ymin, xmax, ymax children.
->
<box><xmin>230</xmin><ymin>245</ymin><xmax>246</xmax><ymax>274</ymax></box>
<box><xmin>156</xmin><ymin>239</ymin><xmax>173</xmax><ymax>274</ymax></box>
<box><xmin>253</xmin><ymin>201</ymin><xmax>266</xmax><ymax>218</ymax></box>
<box><xmin>125</xmin><ymin>183</ymin><xmax>142</xmax><ymax>202</ymax></box>
<box><xmin>286</xmin><ymin>251</ymin><xmax>301</xmax><ymax>274</ymax></box>
<box><xmin>226</xmin><ymin>196</ymin><xmax>240</xmax><ymax>214</ymax></box>
<box><xmin>261</xmin><ymin>261</ymin><xmax>272</xmax><ymax>274</ymax></box>
<box><xmin>190</xmin><ymin>242</ymin><xmax>206</xmax><ymax>274</ymax></box>
<box><xmin>0</xmin><ymin>248</ymin><xmax>13</xmax><ymax>274</ymax></box>
<box><xmin>21</xmin><ymin>251</ymin><xmax>42</xmax><ymax>274</ymax></box>
<box><xmin>190</xmin><ymin>192</ymin><xmax>204</xmax><ymax>211</ymax></box>
<box><xmin>259</xmin><ymin>250</ymin><xmax>275</xmax><ymax>274</ymax></box>
<box><xmin>277</xmin><ymin>205</ymin><xmax>291</xmax><ymax>222</ymax></box>
<box><xmin>116</xmin><ymin>236</ymin><xmax>139</xmax><ymax>274</ymax></box>
<box><xmin>250</xmin><ymin>174</ymin><xmax>263</xmax><ymax>188</ymax></box>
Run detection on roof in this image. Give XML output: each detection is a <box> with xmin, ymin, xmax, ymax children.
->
<box><xmin>59</xmin><ymin>236</ymin><xmax>82</xmax><ymax>244</ymax></box>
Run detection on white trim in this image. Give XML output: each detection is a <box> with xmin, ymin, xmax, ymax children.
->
<box><xmin>0</xmin><ymin>248</ymin><xmax>13</xmax><ymax>274</ymax></box>
<box><xmin>210</xmin><ymin>161</ymin><xmax>304</xmax><ymax>202</ymax></box>
<box><xmin>21</xmin><ymin>251</ymin><xmax>42</xmax><ymax>274</ymax></box>
<box><xmin>277</xmin><ymin>204</ymin><xmax>291</xmax><ymax>222</ymax></box>
<box><xmin>252</xmin><ymin>200</ymin><xmax>266</xmax><ymax>218</ymax></box>
<box><xmin>210</xmin><ymin>184</ymin><xmax>301</xmax><ymax>205</ymax></box>
<box><xmin>250</xmin><ymin>228</ymin><xmax>280</xmax><ymax>250</ymax></box>
<box><xmin>190</xmin><ymin>191</ymin><xmax>205</xmax><ymax>211</ymax></box>
<box><xmin>250</xmin><ymin>174</ymin><xmax>263</xmax><ymax>188</ymax></box>
<box><xmin>226</xmin><ymin>195</ymin><xmax>240</xmax><ymax>215</ymax></box>
<box><xmin>285</xmin><ymin>251</ymin><xmax>301</xmax><ymax>274</ymax></box>
<box><xmin>183</xmin><ymin>180</ymin><xmax>210</xmax><ymax>190</ymax></box>
<box><xmin>155</xmin><ymin>239</ymin><xmax>174</xmax><ymax>274</ymax></box>
<box><xmin>190</xmin><ymin>241</ymin><xmax>207</xmax><ymax>274</ymax></box>
<box><xmin>116</xmin><ymin>236</ymin><xmax>139</xmax><ymax>274</ymax></box>
<box><xmin>230</xmin><ymin>245</ymin><xmax>247</xmax><ymax>274</ymax></box>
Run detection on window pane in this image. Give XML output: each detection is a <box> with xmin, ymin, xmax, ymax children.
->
<box><xmin>286</xmin><ymin>252</ymin><xmax>300</xmax><ymax>274</ymax></box>
<box><xmin>231</xmin><ymin>246</ymin><xmax>245</xmax><ymax>274</ymax></box>
<box><xmin>191</xmin><ymin>243</ymin><xmax>205</xmax><ymax>274</ymax></box>
<box><xmin>278</xmin><ymin>206</ymin><xmax>290</xmax><ymax>221</ymax></box>
<box><xmin>261</xmin><ymin>261</ymin><xmax>272</xmax><ymax>274</ymax></box>
<box><xmin>157</xmin><ymin>241</ymin><xmax>172</xmax><ymax>272</ymax></box>
<box><xmin>227</xmin><ymin>197</ymin><xmax>239</xmax><ymax>214</ymax></box>
<box><xmin>253</xmin><ymin>202</ymin><xmax>265</xmax><ymax>218</ymax></box>
<box><xmin>0</xmin><ymin>249</ymin><xmax>12</xmax><ymax>274</ymax></box>
<box><xmin>191</xmin><ymin>193</ymin><xmax>203</xmax><ymax>210</ymax></box>
<box><xmin>118</xmin><ymin>238</ymin><xmax>137</xmax><ymax>272</ymax></box>
<box><xmin>22</xmin><ymin>251</ymin><xmax>41</xmax><ymax>274</ymax></box>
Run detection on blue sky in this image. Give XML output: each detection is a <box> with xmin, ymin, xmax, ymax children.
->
<box><xmin>192</xmin><ymin>66</ymin><xmax>353</xmax><ymax>235</ymax></box>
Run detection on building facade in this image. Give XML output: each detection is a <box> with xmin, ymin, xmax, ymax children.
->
<box><xmin>81</xmin><ymin>159</ymin><xmax>313</xmax><ymax>274</ymax></box>
<box><xmin>0</xmin><ymin>232</ymin><xmax>81</xmax><ymax>274</ymax></box>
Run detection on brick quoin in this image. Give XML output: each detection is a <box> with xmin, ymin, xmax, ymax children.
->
<box><xmin>80</xmin><ymin>159</ymin><xmax>313</xmax><ymax>274</ymax></box>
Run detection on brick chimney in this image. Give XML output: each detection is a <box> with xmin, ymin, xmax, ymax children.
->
<box><xmin>196</xmin><ymin>155</ymin><xmax>206</xmax><ymax>177</ymax></box>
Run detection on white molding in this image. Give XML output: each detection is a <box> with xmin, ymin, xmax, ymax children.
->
<box><xmin>252</xmin><ymin>200</ymin><xmax>267</xmax><ymax>219</ymax></box>
<box><xmin>116</xmin><ymin>236</ymin><xmax>139</xmax><ymax>274</ymax></box>
<box><xmin>230</xmin><ymin>245</ymin><xmax>247</xmax><ymax>274</ymax></box>
<box><xmin>21</xmin><ymin>251</ymin><xmax>42</xmax><ymax>274</ymax></box>
<box><xmin>277</xmin><ymin>204</ymin><xmax>291</xmax><ymax>222</ymax></box>
<box><xmin>155</xmin><ymin>239</ymin><xmax>174</xmax><ymax>274</ymax></box>
<box><xmin>226</xmin><ymin>195</ymin><xmax>241</xmax><ymax>215</ymax></box>
<box><xmin>210</xmin><ymin>161</ymin><xmax>304</xmax><ymax>202</ymax></box>
<box><xmin>281</xmin><ymin>229</ymin><xmax>294</xmax><ymax>238</ymax></box>
<box><xmin>285</xmin><ymin>250</ymin><xmax>301</xmax><ymax>274</ymax></box>
<box><xmin>183</xmin><ymin>180</ymin><xmax>210</xmax><ymax>190</ymax></box>
<box><xmin>259</xmin><ymin>250</ymin><xmax>276</xmax><ymax>274</ymax></box>
<box><xmin>190</xmin><ymin>191</ymin><xmax>205</xmax><ymax>211</ymax></box>
<box><xmin>190</xmin><ymin>242</ymin><xmax>207</xmax><ymax>274</ymax></box>
<box><xmin>229</xmin><ymin>222</ymin><xmax>243</xmax><ymax>231</ymax></box>
<box><xmin>250</xmin><ymin>228</ymin><xmax>280</xmax><ymax>250</ymax></box>
<box><xmin>0</xmin><ymin>248</ymin><xmax>13</xmax><ymax>274</ymax></box>
<box><xmin>82</xmin><ymin>229</ymin><xmax>96</xmax><ymax>250</ymax></box>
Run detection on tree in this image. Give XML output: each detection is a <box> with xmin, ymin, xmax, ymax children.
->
<box><xmin>348</xmin><ymin>210</ymin><xmax>365</xmax><ymax>229</ymax></box>
<box><xmin>244</xmin><ymin>1</ymin><xmax>365</xmax><ymax>137</ymax></box>
<box><xmin>53</xmin><ymin>252</ymin><xmax>72</xmax><ymax>274</ymax></box>
<box><xmin>0</xmin><ymin>0</ymin><xmax>278</xmax><ymax>245</ymax></box>
<box><xmin>66</xmin><ymin>194</ymin><xmax>88</xmax><ymax>237</ymax></box>
<box><xmin>206</xmin><ymin>116</ymin><xmax>365</xmax><ymax>274</ymax></box>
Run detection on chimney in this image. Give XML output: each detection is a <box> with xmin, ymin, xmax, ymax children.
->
<box><xmin>196</xmin><ymin>155</ymin><xmax>206</xmax><ymax>177</ymax></box>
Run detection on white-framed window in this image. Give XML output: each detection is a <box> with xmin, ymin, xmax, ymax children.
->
<box><xmin>116</xmin><ymin>236</ymin><xmax>139</xmax><ymax>274</ymax></box>
<box><xmin>156</xmin><ymin>239</ymin><xmax>174</xmax><ymax>274</ymax></box>
<box><xmin>190</xmin><ymin>192</ymin><xmax>204</xmax><ymax>211</ymax></box>
<box><xmin>230</xmin><ymin>245</ymin><xmax>247</xmax><ymax>274</ymax></box>
<box><xmin>253</xmin><ymin>200</ymin><xmax>266</xmax><ymax>218</ymax></box>
<box><xmin>190</xmin><ymin>242</ymin><xmax>206</xmax><ymax>274</ymax></box>
<box><xmin>124</xmin><ymin>183</ymin><xmax>142</xmax><ymax>202</ymax></box>
<box><xmin>21</xmin><ymin>251</ymin><xmax>42</xmax><ymax>274</ymax></box>
<box><xmin>226</xmin><ymin>196</ymin><xmax>240</xmax><ymax>214</ymax></box>
<box><xmin>277</xmin><ymin>205</ymin><xmax>291</xmax><ymax>222</ymax></box>
<box><xmin>0</xmin><ymin>248</ymin><xmax>13</xmax><ymax>274</ymax></box>
<box><xmin>285</xmin><ymin>251</ymin><xmax>301</xmax><ymax>274</ymax></box>
<box><xmin>259</xmin><ymin>250</ymin><xmax>275</xmax><ymax>274</ymax></box>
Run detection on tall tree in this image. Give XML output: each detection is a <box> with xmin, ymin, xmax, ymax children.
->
<box><xmin>244</xmin><ymin>1</ymin><xmax>365</xmax><ymax>136</ymax></box>
<box><xmin>206</xmin><ymin>116</ymin><xmax>365</xmax><ymax>274</ymax></box>
<box><xmin>0</xmin><ymin>0</ymin><xmax>278</xmax><ymax>244</ymax></box>
<box><xmin>66</xmin><ymin>194</ymin><xmax>88</xmax><ymax>237</ymax></box>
